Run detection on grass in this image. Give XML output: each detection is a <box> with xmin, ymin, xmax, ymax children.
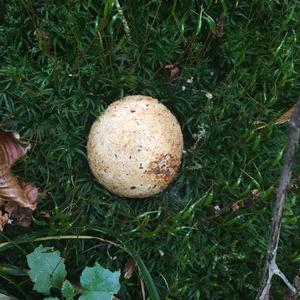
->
<box><xmin>0</xmin><ymin>0</ymin><xmax>300</xmax><ymax>299</ymax></box>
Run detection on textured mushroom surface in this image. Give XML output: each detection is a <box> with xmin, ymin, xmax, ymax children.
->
<box><xmin>87</xmin><ymin>95</ymin><xmax>183</xmax><ymax>198</ymax></box>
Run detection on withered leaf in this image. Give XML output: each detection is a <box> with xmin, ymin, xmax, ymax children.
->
<box><xmin>34</xmin><ymin>29</ymin><xmax>50</xmax><ymax>42</ymax></box>
<box><xmin>275</xmin><ymin>106</ymin><xmax>294</xmax><ymax>125</ymax></box>
<box><xmin>251</xmin><ymin>189</ymin><xmax>261</xmax><ymax>199</ymax></box>
<box><xmin>34</xmin><ymin>29</ymin><xmax>52</xmax><ymax>54</ymax></box>
<box><xmin>0</xmin><ymin>130</ymin><xmax>39</xmax><ymax>230</ymax></box>
<box><xmin>0</xmin><ymin>211</ymin><xmax>9</xmax><ymax>231</ymax></box>
<box><xmin>9</xmin><ymin>205</ymin><xmax>33</xmax><ymax>228</ymax></box>
<box><xmin>230</xmin><ymin>202</ymin><xmax>240</xmax><ymax>212</ymax></box>
<box><xmin>257</xmin><ymin>106</ymin><xmax>294</xmax><ymax>129</ymax></box>
<box><xmin>123</xmin><ymin>257</ymin><xmax>135</xmax><ymax>279</ymax></box>
<box><xmin>164</xmin><ymin>64</ymin><xmax>179</xmax><ymax>80</ymax></box>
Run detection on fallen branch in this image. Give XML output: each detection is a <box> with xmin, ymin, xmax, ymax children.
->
<box><xmin>256</xmin><ymin>97</ymin><xmax>300</xmax><ymax>300</ymax></box>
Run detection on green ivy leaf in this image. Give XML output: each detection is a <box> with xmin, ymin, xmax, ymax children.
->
<box><xmin>62</xmin><ymin>280</ymin><xmax>76</xmax><ymax>299</ymax></box>
<box><xmin>26</xmin><ymin>245</ymin><xmax>66</xmax><ymax>295</ymax></box>
<box><xmin>44</xmin><ymin>298</ymin><xmax>59</xmax><ymax>300</ymax></box>
<box><xmin>79</xmin><ymin>263</ymin><xmax>120</xmax><ymax>300</ymax></box>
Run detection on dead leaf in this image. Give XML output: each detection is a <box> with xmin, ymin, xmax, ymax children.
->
<box><xmin>213</xmin><ymin>189</ymin><xmax>262</xmax><ymax>219</ymax></box>
<box><xmin>164</xmin><ymin>64</ymin><xmax>179</xmax><ymax>80</ymax></box>
<box><xmin>9</xmin><ymin>205</ymin><xmax>33</xmax><ymax>228</ymax></box>
<box><xmin>0</xmin><ymin>211</ymin><xmax>9</xmax><ymax>231</ymax></box>
<box><xmin>0</xmin><ymin>130</ymin><xmax>39</xmax><ymax>230</ymax></box>
<box><xmin>34</xmin><ymin>29</ymin><xmax>52</xmax><ymax>54</ymax></box>
<box><xmin>257</xmin><ymin>106</ymin><xmax>294</xmax><ymax>129</ymax></box>
<box><xmin>230</xmin><ymin>202</ymin><xmax>240</xmax><ymax>211</ymax></box>
<box><xmin>34</xmin><ymin>29</ymin><xmax>50</xmax><ymax>42</ymax></box>
<box><xmin>275</xmin><ymin>106</ymin><xmax>294</xmax><ymax>125</ymax></box>
<box><xmin>123</xmin><ymin>257</ymin><xmax>135</xmax><ymax>279</ymax></box>
<box><xmin>251</xmin><ymin>189</ymin><xmax>261</xmax><ymax>199</ymax></box>
<box><xmin>242</xmin><ymin>189</ymin><xmax>261</xmax><ymax>208</ymax></box>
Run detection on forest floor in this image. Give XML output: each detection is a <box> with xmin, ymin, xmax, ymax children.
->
<box><xmin>1</xmin><ymin>1</ymin><xmax>300</xmax><ymax>299</ymax></box>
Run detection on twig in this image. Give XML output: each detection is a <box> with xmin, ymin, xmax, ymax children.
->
<box><xmin>256</xmin><ymin>97</ymin><xmax>300</xmax><ymax>300</ymax></box>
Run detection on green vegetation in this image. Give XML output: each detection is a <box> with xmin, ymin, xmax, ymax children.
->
<box><xmin>1</xmin><ymin>0</ymin><xmax>300</xmax><ymax>299</ymax></box>
<box><xmin>26</xmin><ymin>245</ymin><xmax>120</xmax><ymax>299</ymax></box>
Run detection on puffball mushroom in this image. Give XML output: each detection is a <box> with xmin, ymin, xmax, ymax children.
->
<box><xmin>87</xmin><ymin>95</ymin><xmax>183</xmax><ymax>198</ymax></box>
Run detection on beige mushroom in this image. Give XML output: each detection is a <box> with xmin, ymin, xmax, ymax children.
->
<box><xmin>87</xmin><ymin>95</ymin><xmax>183</xmax><ymax>198</ymax></box>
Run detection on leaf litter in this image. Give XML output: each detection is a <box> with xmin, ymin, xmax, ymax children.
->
<box><xmin>0</xmin><ymin>130</ymin><xmax>39</xmax><ymax>230</ymax></box>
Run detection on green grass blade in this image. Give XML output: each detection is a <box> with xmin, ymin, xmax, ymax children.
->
<box><xmin>122</xmin><ymin>242</ymin><xmax>161</xmax><ymax>300</ymax></box>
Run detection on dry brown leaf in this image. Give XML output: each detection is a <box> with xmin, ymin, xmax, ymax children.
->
<box><xmin>8</xmin><ymin>203</ymin><xmax>34</xmax><ymax>228</ymax></box>
<box><xmin>251</xmin><ymin>189</ymin><xmax>261</xmax><ymax>199</ymax></box>
<box><xmin>213</xmin><ymin>188</ymin><xmax>262</xmax><ymax>219</ymax></box>
<box><xmin>275</xmin><ymin>106</ymin><xmax>294</xmax><ymax>125</ymax></box>
<box><xmin>0</xmin><ymin>130</ymin><xmax>39</xmax><ymax>230</ymax></box>
<box><xmin>0</xmin><ymin>211</ymin><xmax>9</xmax><ymax>231</ymax></box>
<box><xmin>230</xmin><ymin>202</ymin><xmax>240</xmax><ymax>211</ymax></box>
<box><xmin>164</xmin><ymin>64</ymin><xmax>179</xmax><ymax>80</ymax></box>
<box><xmin>123</xmin><ymin>257</ymin><xmax>135</xmax><ymax>279</ymax></box>
<box><xmin>257</xmin><ymin>106</ymin><xmax>294</xmax><ymax>129</ymax></box>
<box><xmin>34</xmin><ymin>29</ymin><xmax>52</xmax><ymax>54</ymax></box>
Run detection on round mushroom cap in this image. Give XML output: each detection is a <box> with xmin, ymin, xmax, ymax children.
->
<box><xmin>87</xmin><ymin>95</ymin><xmax>183</xmax><ymax>198</ymax></box>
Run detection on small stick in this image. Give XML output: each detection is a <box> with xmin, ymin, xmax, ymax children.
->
<box><xmin>256</xmin><ymin>97</ymin><xmax>300</xmax><ymax>300</ymax></box>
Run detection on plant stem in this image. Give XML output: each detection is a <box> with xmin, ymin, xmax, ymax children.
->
<box><xmin>0</xmin><ymin>234</ymin><xmax>119</xmax><ymax>249</ymax></box>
